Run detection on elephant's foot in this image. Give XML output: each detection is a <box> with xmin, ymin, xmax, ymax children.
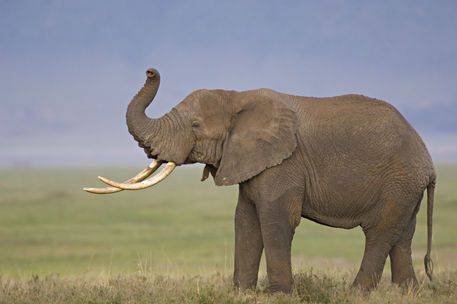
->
<box><xmin>266</xmin><ymin>278</ymin><xmax>293</xmax><ymax>294</ymax></box>
<box><xmin>233</xmin><ymin>283</ymin><xmax>256</xmax><ymax>292</ymax></box>
<box><xmin>352</xmin><ymin>272</ymin><xmax>382</xmax><ymax>291</ymax></box>
<box><xmin>393</xmin><ymin>275</ymin><xmax>418</xmax><ymax>289</ymax></box>
<box><xmin>233</xmin><ymin>274</ymin><xmax>258</xmax><ymax>292</ymax></box>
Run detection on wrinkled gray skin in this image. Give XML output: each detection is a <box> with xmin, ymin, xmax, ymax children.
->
<box><xmin>126</xmin><ymin>69</ymin><xmax>436</xmax><ymax>293</ymax></box>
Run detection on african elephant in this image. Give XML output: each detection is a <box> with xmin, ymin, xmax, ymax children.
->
<box><xmin>85</xmin><ymin>68</ymin><xmax>436</xmax><ymax>293</ymax></box>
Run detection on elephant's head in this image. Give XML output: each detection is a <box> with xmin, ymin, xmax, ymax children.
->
<box><xmin>84</xmin><ymin>68</ymin><xmax>297</xmax><ymax>193</ymax></box>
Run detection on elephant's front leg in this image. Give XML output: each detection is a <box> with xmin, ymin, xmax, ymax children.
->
<box><xmin>258</xmin><ymin>194</ymin><xmax>302</xmax><ymax>293</ymax></box>
<box><xmin>234</xmin><ymin>191</ymin><xmax>263</xmax><ymax>290</ymax></box>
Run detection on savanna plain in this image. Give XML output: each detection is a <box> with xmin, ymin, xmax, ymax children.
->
<box><xmin>0</xmin><ymin>165</ymin><xmax>456</xmax><ymax>303</ymax></box>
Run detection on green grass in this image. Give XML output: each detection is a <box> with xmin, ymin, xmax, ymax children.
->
<box><xmin>0</xmin><ymin>165</ymin><xmax>456</xmax><ymax>302</ymax></box>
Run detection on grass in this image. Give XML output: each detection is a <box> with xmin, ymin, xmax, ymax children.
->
<box><xmin>0</xmin><ymin>164</ymin><xmax>456</xmax><ymax>302</ymax></box>
<box><xmin>1</xmin><ymin>271</ymin><xmax>456</xmax><ymax>303</ymax></box>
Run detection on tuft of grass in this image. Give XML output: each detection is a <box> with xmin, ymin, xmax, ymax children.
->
<box><xmin>0</xmin><ymin>270</ymin><xmax>456</xmax><ymax>304</ymax></box>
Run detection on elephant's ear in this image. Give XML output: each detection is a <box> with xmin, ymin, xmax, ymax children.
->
<box><xmin>215</xmin><ymin>96</ymin><xmax>298</xmax><ymax>186</ymax></box>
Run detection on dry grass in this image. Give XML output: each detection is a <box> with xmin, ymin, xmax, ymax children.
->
<box><xmin>1</xmin><ymin>270</ymin><xmax>456</xmax><ymax>304</ymax></box>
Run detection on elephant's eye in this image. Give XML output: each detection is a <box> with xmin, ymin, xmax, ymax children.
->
<box><xmin>192</xmin><ymin>120</ymin><xmax>200</xmax><ymax>128</ymax></box>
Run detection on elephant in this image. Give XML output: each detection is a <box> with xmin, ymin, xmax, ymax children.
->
<box><xmin>84</xmin><ymin>68</ymin><xmax>436</xmax><ymax>293</ymax></box>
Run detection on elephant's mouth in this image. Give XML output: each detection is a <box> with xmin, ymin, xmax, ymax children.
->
<box><xmin>140</xmin><ymin>142</ymin><xmax>167</xmax><ymax>163</ymax></box>
<box><xmin>139</xmin><ymin>134</ymin><xmax>192</xmax><ymax>165</ymax></box>
<box><xmin>137</xmin><ymin>140</ymin><xmax>157</xmax><ymax>159</ymax></box>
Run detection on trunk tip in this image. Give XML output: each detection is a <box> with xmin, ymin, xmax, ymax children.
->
<box><xmin>146</xmin><ymin>68</ymin><xmax>160</xmax><ymax>79</ymax></box>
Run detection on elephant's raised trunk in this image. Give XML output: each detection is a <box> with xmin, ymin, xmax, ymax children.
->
<box><xmin>83</xmin><ymin>68</ymin><xmax>179</xmax><ymax>194</ymax></box>
<box><xmin>126</xmin><ymin>68</ymin><xmax>160</xmax><ymax>146</ymax></box>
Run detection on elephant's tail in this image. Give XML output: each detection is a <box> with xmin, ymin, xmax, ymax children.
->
<box><xmin>424</xmin><ymin>176</ymin><xmax>436</xmax><ymax>281</ymax></box>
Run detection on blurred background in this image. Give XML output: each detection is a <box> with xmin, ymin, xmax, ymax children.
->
<box><xmin>0</xmin><ymin>1</ymin><xmax>456</xmax><ymax>279</ymax></box>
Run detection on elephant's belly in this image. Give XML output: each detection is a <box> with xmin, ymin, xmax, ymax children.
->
<box><xmin>301</xmin><ymin>208</ymin><xmax>362</xmax><ymax>229</ymax></box>
<box><xmin>301</xmin><ymin>179</ymin><xmax>381</xmax><ymax>229</ymax></box>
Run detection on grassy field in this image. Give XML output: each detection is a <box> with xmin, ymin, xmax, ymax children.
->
<box><xmin>0</xmin><ymin>165</ymin><xmax>456</xmax><ymax>303</ymax></box>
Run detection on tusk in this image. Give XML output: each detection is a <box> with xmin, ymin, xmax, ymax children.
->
<box><xmin>83</xmin><ymin>160</ymin><xmax>162</xmax><ymax>194</ymax></box>
<box><xmin>98</xmin><ymin>162</ymin><xmax>176</xmax><ymax>190</ymax></box>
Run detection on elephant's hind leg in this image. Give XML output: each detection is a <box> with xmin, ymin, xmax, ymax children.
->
<box><xmin>234</xmin><ymin>192</ymin><xmax>263</xmax><ymax>290</ymax></box>
<box><xmin>353</xmin><ymin>189</ymin><xmax>422</xmax><ymax>290</ymax></box>
<box><xmin>352</xmin><ymin>228</ymin><xmax>396</xmax><ymax>290</ymax></box>
<box><xmin>389</xmin><ymin>215</ymin><xmax>418</xmax><ymax>287</ymax></box>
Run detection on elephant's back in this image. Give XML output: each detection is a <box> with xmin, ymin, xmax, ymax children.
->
<box><xmin>297</xmin><ymin>94</ymin><xmax>431</xmax><ymax>165</ymax></box>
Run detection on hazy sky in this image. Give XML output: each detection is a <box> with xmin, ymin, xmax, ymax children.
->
<box><xmin>1</xmin><ymin>0</ymin><xmax>456</xmax><ymax>166</ymax></box>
